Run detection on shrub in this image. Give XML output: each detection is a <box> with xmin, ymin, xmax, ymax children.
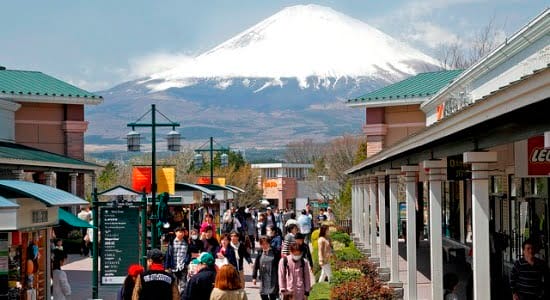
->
<box><xmin>331</xmin><ymin>268</ymin><xmax>363</xmax><ymax>286</ymax></box>
<box><xmin>333</xmin><ymin>259</ymin><xmax>378</xmax><ymax>278</ymax></box>
<box><xmin>331</xmin><ymin>276</ymin><xmax>393</xmax><ymax>300</ymax></box>
<box><xmin>334</xmin><ymin>246</ymin><xmax>363</xmax><ymax>261</ymax></box>
<box><xmin>330</xmin><ymin>231</ymin><xmax>352</xmax><ymax>247</ymax></box>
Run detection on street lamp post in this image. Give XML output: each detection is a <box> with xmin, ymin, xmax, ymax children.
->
<box><xmin>194</xmin><ymin>136</ymin><xmax>229</xmax><ymax>184</ymax></box>
<box><xmin>127</xmin><ymin>103</ymin><xmax>180</xmax><ymax>250</ymax></box>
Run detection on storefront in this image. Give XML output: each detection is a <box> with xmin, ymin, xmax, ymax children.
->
<box><xmin>0</xmin><ymin>180</ymin><xmax>89</xmax><ymax>300</ymax></box>
<box><xmin>347</xmin><ymin>9</ymin><xmax>549</xmax><ymax>300</ymax></box>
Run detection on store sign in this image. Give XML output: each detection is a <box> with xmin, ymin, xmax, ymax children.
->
<box><xmin>100</xmin><ymin>207</ymin><xmax>140</xmax><ymax>285</ymax></box>
<box><xmin>447</xmin><ymin>155</ymin><xmax>471</xmax><ymax>180</ymax></box>
<box><xmin>436</xmin><ymin>90</ymin><xmax>474</xmax><ymax>121</ymax></box>
<box><xmin>528</xmin><ymin>136</ymin><xmax>550</xmax><ymax>175</ymax></box>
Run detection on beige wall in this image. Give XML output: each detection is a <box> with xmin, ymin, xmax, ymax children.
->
<box><xmin>385</xmin><ymin>104</ymin><xmax>425</xmax><ymax>147</ymax></box>
<box><xmin>15</xmin><ymin>103</ymin><xmax>66</xmax><ymax>154</ymax></box>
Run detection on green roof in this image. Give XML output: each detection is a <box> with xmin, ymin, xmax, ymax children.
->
<box><xmin>0</xmin><ymin>141</ymin><xmax>100</xmax><ymax>171</ymax></box>
<box><xmin>58</xmin><ymin>208</ymin><xmax>94</xmax><ymax>228</ymax></box>
<box><xmin>0</xmin><ymin>180</ymin><xmax>88</xmax><ymax>206</ymax></box>
<box><xmin>0</xmin><ymin>68</ymin><xmax>101</xmax><ymax>99</ymax></box>
<box><xmin>348</xmin><ymin>69</ymin><xmax>463</xmax><ymax>103</ymax></box>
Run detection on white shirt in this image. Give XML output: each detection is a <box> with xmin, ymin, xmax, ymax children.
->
<box><xmin>52</xmin><ymin>269</ymin><xmax>71</xmax><ymax>300</ymax></box>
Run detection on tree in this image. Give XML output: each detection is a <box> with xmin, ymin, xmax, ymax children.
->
<box><xmin>437</xmin><ymin>18</ymin><xmax>503</xmax><ymax>70</ymax></box>
<box><xmin>97</xmin><ymin>161</ymin><xmax>118</xmax><ymax>191</ymax></box>
<box><xmin>284</xmin><ymin>139</ymin><xmax>325</xmax><ymax>163</ymax></box>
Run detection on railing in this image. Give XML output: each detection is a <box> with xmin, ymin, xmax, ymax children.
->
<box><xmin>337</xmin><ymin>219</ymin><xmax>352</xmax><ymax>234</ymax></box>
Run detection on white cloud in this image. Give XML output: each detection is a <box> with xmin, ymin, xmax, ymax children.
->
<box><xmin>407</xmin><ymin>21</ymin><xmax>461</xmax><ymax>49</ymax></box>
<box><xmin>128</xmin><ymin>52</ymin><xmax>195</xmax><ymax>78</ymax></box>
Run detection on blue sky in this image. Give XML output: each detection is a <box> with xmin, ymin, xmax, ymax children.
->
<box><xmin>1</xmin><ymin>0</ymin><xmax>546</xmax><ymax>91</ymax></box>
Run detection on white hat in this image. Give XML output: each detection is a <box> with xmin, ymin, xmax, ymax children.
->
<box><xmin>266</xmin><ymin>206</ymin><xmax>272</xmax><ymax>210</ymax></box>
<box><xmin>245</xmin><ymin>208</ymin><xmax>250</xmax><ymax>214</ymax></box>
<box><xmin>327</xmin><ymin>207</ymin><xmax>332</xmax><ymax>210</ymax></box>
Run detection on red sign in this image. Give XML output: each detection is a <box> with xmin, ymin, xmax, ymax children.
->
<box><xmin>132</xmin><ymin>167</ymin><xmax>152</xmax><ymax>193</ymax></box>
<box><xmin>528</xmin><ymin>136</ymin><xmax>550</xmax><ymax>175</ymax></box>
<box><xmin>197</xmin><ymin>177</ymin><xmax>211</xmax><ymax>184</ymax></box>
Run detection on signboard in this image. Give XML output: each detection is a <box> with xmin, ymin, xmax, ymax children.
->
<box><xmin>447</xmin><ymin>155</ymin><xmax>471</xmax><ymax>181</ymax></box>
<box><xmin>157</xmin><ymin>167</ymin><xmax>175</xmax><ymax>194</ymax></box>
<box><xmin>528</xmin><ymin>135</ymin><xmax>550</xmax><ymax>175</ymax></box>
<box><xmin>132</xmin><ymin>167</ymin><xmax>152</xmax><ymax>193</ymax></box>
<box><xmin>100</xmin><ymin>207</ymin><xmax>140</xmax><ymax>284</ymax></box>
<box><xmin>197</xmin><ymin>177</ymin><xmax>226</xmax><ymax>186</ymax></box>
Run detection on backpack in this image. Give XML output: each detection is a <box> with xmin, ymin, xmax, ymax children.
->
<box><xmin>283</xmin><ymin>256</ymin><xmax>306</xmax><ymax>282</ymax></box>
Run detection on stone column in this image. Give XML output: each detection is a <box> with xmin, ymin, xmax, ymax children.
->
<box><xmin>352</xmin><ymin>182</ymin><xmax>357</xmax><ymax>237</ymax></box>
<box><xmin>376</xmin><ymin>171</ymin><xmax>387</xmax><ymax>269</ymax></box>
<box><xmin>44</xmin><ymin>171</ymin><xmax>56</xmax><ymax>187</ymax></box>
<box><xmin>423</xmin><ymin>160</ymin><xmax>445</xmax><ymax>300</ymax></box>
<box><xmin>402</xmin><ymin>165</ymin><xmax>419</xmax><ymax>300</ymax></box>
<box><xmin>11</xmin><ymin>169</ymin><xmax>25</xmax><ymax>180</ymax></box>
<box><xmin>69</xmin><ymin>173</ymin><xmax>79</xmax><ymax>195</ymax></box>
<box><xmin>362</xmin><ymin>179</ymin><xmax>371</xmax><ymax>250</ymax></box>
<box><xmin>464</xmin><ymin>152</ymin><xmax>497</xmax><ymax>300</ymax></box>
<box><xmin>386</xmin><ymin>169</ymin><xmax>402</xmax><ymax>288</ymax></box>
<box><xmin>369</xmin><ymin>175</ymin><xmax>378</xmax><ymax>259</ymax></box>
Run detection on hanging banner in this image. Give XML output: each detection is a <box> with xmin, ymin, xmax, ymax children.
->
<box><xmin>528</xmin><ymin>135</ymin><xmax>550</xmax><ymax>176</ymax></box>
<box><xmin>213</xmin><ymin>177</ymin><xmax>226</xmax><ymax>186</ymax></box>
<box><xmin>132</xmin><ymin>166</ymin><xmax>152</xmax><ymax>193</ymax></box>
<box><xmin>196</xmin><ymin>177</ymin><xmax>226</xmax><ymax>186</ymax></box>
<box><xmin>157</xmin><ymin>167</ymin><xmax>175</xmax><ymax>194</ymax></box>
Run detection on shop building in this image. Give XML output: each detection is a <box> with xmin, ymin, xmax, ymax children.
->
<box><xmin>346</xmin><ymin>9</ymin><xmax>549</xmax><ymax>300</ymax></box>
<box><xmin>0</xmin><ymin>67</ymin><xmax>102</xmax><ymax>299</ymax></box>
<box><xmin>251</xmin><ymin>163</ymin><xmax>313</xmax><ymax>209</ymax></box>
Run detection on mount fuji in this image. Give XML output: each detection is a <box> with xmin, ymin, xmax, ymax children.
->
<box><xmin>87</xmin><ymin>4</ymin><xmax>439</xmax><ymax>151</ymax></box>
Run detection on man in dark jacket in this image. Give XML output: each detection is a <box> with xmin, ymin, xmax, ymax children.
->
<box><xmin>182</xmin><ymin>252</ymin><xmax>216</xmax><ymax>300</ymax></box>
<box><xmin>295</xmin><ymin>233</ymin><xmax>313</xmax><ymax>268</ymax></box>
<box><xmin>133</xmin><ymin>249</ymin><xmax>179</xmax><ymax>300</ymax></box>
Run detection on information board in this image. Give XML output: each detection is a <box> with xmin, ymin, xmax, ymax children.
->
<box><xmin>100</xmin><ymin>207</ymin><xmax>140</xmax><ymax>284</ymax></box>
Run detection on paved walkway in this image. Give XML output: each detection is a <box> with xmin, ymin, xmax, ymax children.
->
<box><xmin>64</xmin><ymin>254</ymin><xmax>262</xmax><ymax>300</ymax></box>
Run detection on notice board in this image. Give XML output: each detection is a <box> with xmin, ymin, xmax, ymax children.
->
<box><xmin>100</xmin><ymin>207</ymin><xmax>140</xmax><ymax>284</ymax></box>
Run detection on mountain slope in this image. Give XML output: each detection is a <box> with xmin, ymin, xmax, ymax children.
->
<box><xmin>86</xmin><ymin>4</ymin><xmax>439</xmax><ymax>151</ymax></box>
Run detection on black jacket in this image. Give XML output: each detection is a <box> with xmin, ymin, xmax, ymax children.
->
<box><xmin>182</xmin><ymin>266</ymin><xmax>216</xmax><ymax>300</ymax></box>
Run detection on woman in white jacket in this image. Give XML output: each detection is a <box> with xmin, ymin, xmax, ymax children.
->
<box><xmin>52</xmin><ymin>249</ymin><xmax>71</xmax><ymax>300</ymax></box>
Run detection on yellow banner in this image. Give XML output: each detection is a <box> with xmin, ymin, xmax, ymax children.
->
<box><xmin>213</xmin><ymin>177</ymin><xmax>226</xmax><ymax>186</ymax></box>
<box><xmin>157</xmin><ymin>167</ymin><xmax>175</xmax><ymax>194</ymax></box>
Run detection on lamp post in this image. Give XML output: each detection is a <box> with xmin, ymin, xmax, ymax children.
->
<box><xmin>127</xmin><ymin>104</ymin><xmax>180</xmax><ymax>250</ymax></box>
<box><xmin>193</xmin><ymin>136</ymin><xmax>229</xmax><ymax>184</ymax></box>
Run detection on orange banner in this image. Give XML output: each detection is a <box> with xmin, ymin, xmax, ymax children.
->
<box><xmin>132</xmin><ymin>166</ymin><xmax>152</xmax><ymax>193</ymax></box>
<box><xmin>197</xmin><ymin>177</ymin><xmax>225</xmax><ymax>186</ymax></box>
<box><xmin>157</xmin><ymin>167</ymin><xmax>175</xmax><ymax>194</ymax></box>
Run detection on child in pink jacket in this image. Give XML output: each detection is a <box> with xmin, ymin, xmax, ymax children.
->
<box><xmin>278</xmin><ymin>243</ymin><xmax>311</xmax><ymax>300</ymax></box>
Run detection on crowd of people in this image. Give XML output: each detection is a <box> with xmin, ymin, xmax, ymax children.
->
<box><xmin>115</xmin><ymin>204</ymin><xmax>334</xmax><ymax>300</ymax></box>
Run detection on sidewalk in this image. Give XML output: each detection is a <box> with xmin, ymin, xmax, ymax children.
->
<box><xmin>64</xmin><ymin>254</ymin><xmax>262</xmax><ymax>300</ymax></box>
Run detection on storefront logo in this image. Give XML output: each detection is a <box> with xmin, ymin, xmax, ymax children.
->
<box><xmin>528</xmin><ymin>136</ymin><xmax>550</xmax><ymax>175</ymax></box>
<box><xmin>447</xmin><ymin>154</ymin><xmax>471</xmax><ymax>180</ymax></box>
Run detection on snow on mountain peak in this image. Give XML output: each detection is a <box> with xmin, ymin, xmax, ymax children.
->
<box><xmin>147</xmin><ymin>4</ymin><xmax>438</xmax><ymax>91</ymax></box>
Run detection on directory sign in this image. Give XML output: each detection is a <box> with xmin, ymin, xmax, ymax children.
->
<box><xmin>100</xmin><ymin>207</ymin><xmax>140</xmax><ymax>284</ymax></box>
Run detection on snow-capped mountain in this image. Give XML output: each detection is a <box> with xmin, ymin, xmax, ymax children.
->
<box><xmin>144</xmin><ymin>4</ymin><xmax>438</xmax><ymax>91</ymax></box>
<box><xmin>87</xmin><ymin>4</ymin><xmax>439</xmax><ymax>151</ymax></box>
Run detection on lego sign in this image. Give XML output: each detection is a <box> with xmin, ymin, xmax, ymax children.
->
<box><xmin>528</xmin><ymin>136</ymin><xmax>550</xmax><ymax>176</ymax></box>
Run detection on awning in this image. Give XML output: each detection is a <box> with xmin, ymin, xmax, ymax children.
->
<box><xmin>0</xmin><ymin>195</ymin><xmax>18</xmax><ymax>208</ymax></box>
<box><xmin>0</xmin><ymin>180</ymin><xmax>88</xmax><ymax>206</ymax></box>
<box><xmin>58</xmin><ymin>208</ymin><xmax>94</xmax><ymax>228</ymax></box>
<box><xmin>175</xmin><ymin>182</ymin><xmax>216</xmax><ymax>195</ymax></box>
<box><xmin>226</xmin><ymin>185</ymin><xmax>245</xmax><ymax>193</ymax></box>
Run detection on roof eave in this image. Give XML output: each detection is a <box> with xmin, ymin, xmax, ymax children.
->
<box><xmin>0</xmin><ymin>158</ymin><xmax>102</xmax><ymax>172</ymax></box>
<box><xmin>346</xmin><ymin>97</ymin><xmax>427</xmax><ymax>108</ymax></box>
<box><xmin>4</xmin><ymin>93</ymin><xmax>103</xmax><ymax>105</ymax></box>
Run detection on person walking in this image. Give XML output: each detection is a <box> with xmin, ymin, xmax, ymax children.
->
<box><xmin>132</xmin><ymin>249</ymin><xmax>179</xmax><ymax>300</ymax></box>
<box><xmin>245</xmin><ymin>211</ymin><xmax>257</xmax><ymax>253</ymax></box>
<box><xmin>117</xmin><ymin>264</ymin><xmax>144</xmax><ymax>300</ymax></box>
<box><xmin>202</xmin><ymin>226</ymin><xmax>220</xmax><ymax>258</ymax></box>
<box><xmin>200</xmin><ymin>214</ymin><xmax>218</xmax><ymax>239</ymax></box>
<box><xmin>282</xmin><ymin>224</ymin><xmax>299</xmax><ymax>256</ymax></box>
<box><xmin>294</xmin><ymin>233</ymin><xmax>313</xmax><ymax>269</ymax></box>
<box><xmin>183</xmin><ymin>252</ymin><xmax>217</xmax><ymax>300</ymax></box>
<box><xmin>230</xmin><ymin>231</ymin><xmax>252</xmax><ymax>285</ymax></box>
<box><xmin>209</xmin><ymin>264</ymin><xmax>248</xmax><ymax>300</ymax></box>
<box><xmin>317</xmin><ymin>225</ymin><xmax>332</xmax><ymax>283</ymax></box>
<box><xmin>217</xmin><ymin>233</ymin><xmax>238</xmax><ymax>269</ymax></box>
<box><xmin>188</xmin><ymin>228</ymin><xmax>204</xmax><ymax>261</ymax></box>
<box><xmin>165</xmin><ymin>227</ymin><xmax>190</xmax><ymax>295</ymax></box>
<box><xmin>510</xmin><ymin>238</ymin><xmax>549</xmax><ymax>300</ymax></box>
<box><xmin>297</xmin><ymin>210</ymin><xmax>312</xmax><ymax>245</ymax></box>
<box><xmin>52</xmin><ymin>249</ymin><xmax>71</xmax><ymax>300</ymax></box>
<box><xmin>278</xmin><ymin>243</ymin><xmax>312</xmax><ymax>300</ymax></box>
<box><xmin>252</xmin><ymin>236</ymin><xmax>280</xmax><ymax>300</ymax></box>
<box><xmin>267</xmin><ymin>225</ymin><xmax>282</xmax><ymax>253</ymax></box>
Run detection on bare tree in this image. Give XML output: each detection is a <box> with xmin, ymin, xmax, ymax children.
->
<box><xmin>284</xmin><ymin>138</ymin><xmax>325</xmax><ymax>163</ymax></box>
<box><xmin>437</xmin><ymin>18</ymin><xmax>503</xmax><ymax>70</ymax></box>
